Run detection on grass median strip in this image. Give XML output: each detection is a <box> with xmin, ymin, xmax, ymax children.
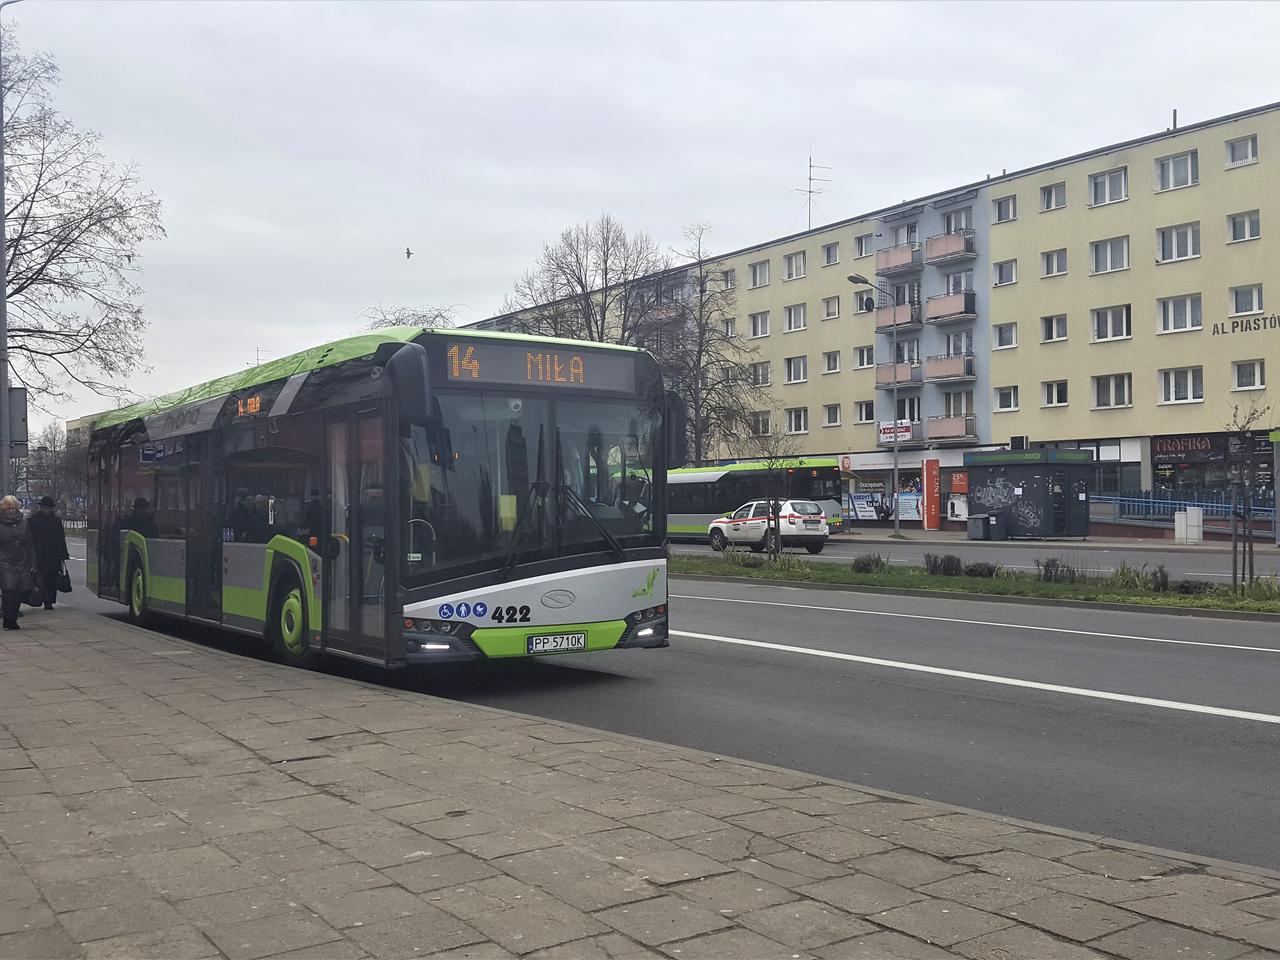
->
<box><xmin>670</xmin><ymin>552</ymin><xmax>1280</xmax><ymax>615</ymax></box>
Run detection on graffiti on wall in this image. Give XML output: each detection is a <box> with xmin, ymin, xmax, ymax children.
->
<box><xmin>970</xmin><ymin>477</ymin><xmax>1015</xmax><ymax>510</ymax></box>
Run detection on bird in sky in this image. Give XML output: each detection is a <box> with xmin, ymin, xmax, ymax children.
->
<box><xmin>405</xmin><ymin>247</ymin><xmax>413</xmax><ymax>260</ymax></box>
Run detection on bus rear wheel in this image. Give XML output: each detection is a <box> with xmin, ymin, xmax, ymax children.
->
<box><xmin>708</xmin><ymin>529</ymin><xmax>727</xmax><ymax>552</ymax></box>
<box><xmin>270</xmin><ymin>574</ymin><xmax>318</xmax><ymax>669</ymax></box>
<box><xmin>125</xmin><ymin>560</ymin><xmax>153</xmax><ymax>626</ymax></box>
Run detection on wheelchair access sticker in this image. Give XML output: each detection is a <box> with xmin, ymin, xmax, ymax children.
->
<box><xmin>437</xmin><ymin>601</ymin><xmax>488</xmax><ymax>620</ymax></box>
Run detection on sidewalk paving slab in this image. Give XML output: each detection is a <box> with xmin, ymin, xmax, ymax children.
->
<box><xmin>3</xmin><ymin>609</ymin><xmax>1280</xmax><ymax>960</ymax></box>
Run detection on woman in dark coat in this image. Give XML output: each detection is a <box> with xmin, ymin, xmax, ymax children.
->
<box><xmin>29</xmin><ymin>496</ymin><xmax>69</xmax><ymax>610</ymax></box>
<box><xmin>0</xmin><ymin>496</ymin><xmax>35</xmax><ymax>629</ymax></box>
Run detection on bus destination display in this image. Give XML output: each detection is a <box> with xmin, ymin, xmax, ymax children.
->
<box><xmin>444</xmin><ymin>340</ymin><xmax>636</xmax><ymax>392</ymax></box>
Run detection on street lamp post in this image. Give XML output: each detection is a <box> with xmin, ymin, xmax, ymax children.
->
<box><xmin>849</xmin><ymin>273</ymin><xmax>903</xmax><ymax>538</ymax></box>
<box><xmin>0</xmin><ymin>0</ymin><xmax>24</xmax><ymax>496</ymax></box>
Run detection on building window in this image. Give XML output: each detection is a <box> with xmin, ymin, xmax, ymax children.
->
<box><xmin>823</xmin><ymin>404</ymin><xmax>841</xmax><ymax>427</ymax></box>
<box><xmin>896</xmin><ymin>339</ymin><xmax>920</xmax><ymax>363</ymax></box>
<box><xmin>823</xmin><ymin>350</ymin><xmax>841</xmax><ymax>374</ymax></box>
<box><xmin>993</xmin><ymin>195</ymin><xmax>1017</xmax><ymax>223</ymax></box>
<box><xmin>995</xmin><ymin>386</ymin><xmax>1019</xmax><ymax>411</ymax></box>
<box><xmin>1040</xmin><ymin>182</ymin><xmax>1067</xmax><ymax>211</ymax></box>
<box><xmin>1234</xmin><ymin>359</ymin><xmax>1266</xmax><ymax>390</ymax></box>
<box><xmin>1094</xmin><ymin>373</ymin><xmax>1132</xmax><ymax>409</ymax></box>
<box><xmin>1042</xmin><ymin>380</ymin><xmax>1069</xmax><ymax>407</ymax></box>
<box><xmin>942</xmin><ymin>207</ymin><xmax>973</xmax><ymax>233</ymax></box>
<box><xmin>993</xmin><ymin>322</ymin><xmax>1017</xmax><ymax>349</ymax></box>
<box><xmin>945</xmin><ymin>329</ymin><xmax>973</xmax><ymax>356</ymax></box>
<box><xmin>994</xmin><ymin>259</ymin><xmax>1017</xmax><ymax>286</ymax></box>
<box><xmin>1157</xmin><ymin>222</ymin><xmax>1200</xmax><ymax>262</ymax></box>
<box><xmin>785</xmin><ymin>407</ymin><xmax>809</xmax><ymax>434</ymax></box>
<box><xmin>1092</xmin><ymin>304</ymin><xmax>1132</xmax><ymax>341</ymax></box>
<box><xmin>856</xmin><ymin>401</ymin><xmax>875</xmax><ymax>423</ymax></box>
<box><xmin>944</xmin><ymin>390</ymin><xmax>974</xmax><ymax>417</ymax></box>
<box><xmin>750</xmin><ymin>411</ymin><xmax>771</xmax><ymax>436</ymax></box>
<box><xmin>722</xmin><ymin>269</ymin><xmax>736</xmax><ymax>289</ymax></box>
<box><xmin>893</xmin><ymin>222</ymin><xmax>918</xmax><ymax>246</ymax></box>
<box><xmin>822</xmin><ymin>242</ymin><xmax>839</xmax><ymax>266</ymax></box>
<box><xmin>822</xmin><ymin>296</ymin><xmax>840</xmax><ymax>320</ymax></box>
<box><xmin>749</xmin><ymin>311</ymin><xmax>770</xmax><ymax>338</ymax></box>
<box><xmin>892</xmin><ymin>280</ymin><xmax>920</xmax><ymax>306</ymax></box>
<box><xmin>855</xmin><ymin>292</ymin><xmax>874</xmax><ymax>313</ymax></box>
<box><xmin>1160</xmin><ymin>366</ymin><xmax>1204</xmax><ymax>404</ymax></box>
<box><xmin>784</xmin><ymin>303</ymin><xmax>807</xmax><ymax>332</ymax></box>
<box><xmin>1090</xmin><ymin>236</ymin><xmax>1129</xmax><ymax>274</ymax></box>
<box><xmin>855</xmin><ymin>233</ymin><xmax>875</xmax><ymax>257</ymax></box>
<box><xmin>855</xmin><ymin>345</ymin><xmax>874</xmax><ymax>368</ymax></box>
<box><xmin>1226</xmin><ymin>134</ymin><xmax>1259</xmax><ymax>168</ymax></box>
<box><xmin>722</xmin><ymin>317</ymin><xmax>736</xmax><ymax>337</ymax></box>
<box><xmin>1041</xmin><ymin>314</ymin><xmax>1068</xmax><ymax>342</ymax></box>
<box><xmin>1156</xmin><ymin>150</ymin><xmax>1199</xmax><ymax>191</ymax></box>
<box><xmin>1089</xmin><ymin>167</ymin><xmax>1128</xmax><ymax>206</ymax></box>
<box><xmin>784</xmin><ymin>356</ymin><xmax>808</xmax><ymax>384</ymax></box>
<box><xmin>749</xmin><ymin>361</ymin><xmax>771</xmax><ymax>386</ymax></box>
<box><xmin>1042</xmin><ymin>249</ymin><xmax>1068</xmax><ymax>277</ymax></box>
<box><xmin>783</xmin><ymin>251</ymin><xmax>806</xmax><ymax>280</ymax></box>
<box><xmin>1229</xmin><ymin>210</ymin><xmax>1261</xmax><ymax>243</ymax></box>
<box><xmin>896</xmin><ymin>396</ymin><xmax>922</xmax><ymax>422</ymax></box>
<box><xmin>749</xmin><ymin>260</ymin><xmax>770</xmax><ymax>288</ymax></box>
<box><xmin>1231</xmin><ymin>284</ymin><xmax>1264</xmax><ymax>316</ymax></box>
<box><xmin>1158</xmin><ymin>294</ymin><xmax>1202</xmax><ymax>333</ymax></box>
<box><xmin>945</xmin><ymin>269</ymin><xmax>973</xmax><ymax>294</ymax></box>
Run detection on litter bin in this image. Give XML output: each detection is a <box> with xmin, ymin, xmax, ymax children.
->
<box><xmin>967</xmin><ymin>514</ymin><xmax>990</xmax><ymax>540</ymax></box>
<box><xmin>988</xmin><ymin>513</ymin><xmax>1008</xmax><ymax>541</ymax></box>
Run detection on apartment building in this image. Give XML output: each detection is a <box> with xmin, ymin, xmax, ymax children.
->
<box><xmin>479</xmin><ymin>101</ymin><xmax>1280</xmax><ymax>495</ymax></box>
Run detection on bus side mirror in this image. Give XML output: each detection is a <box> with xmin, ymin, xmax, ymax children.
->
<box><xmin>666</xmin><ymin>393</ymin><xmax>688</xmax><ymax>468</ymax></box>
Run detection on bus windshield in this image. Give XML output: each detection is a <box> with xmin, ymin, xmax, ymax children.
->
<box><xmin>401</xmin><ymin>389</ymin><xmax>661</xmax><ymax>583</ymax></box>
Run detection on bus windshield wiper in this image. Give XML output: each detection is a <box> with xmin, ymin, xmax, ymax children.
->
<box><xmin>498</xmin><ymin>480</ymin><xmax>550</xmax><ymax>581</ymax></box>
<box><xmin>558</xmin><ymin>484</ymin><xmax>627</xmax><ymax>561</ymax></box>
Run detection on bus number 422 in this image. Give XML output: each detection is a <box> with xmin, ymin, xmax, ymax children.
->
<box><xmin>491</xmin><ymin>605</ymin><xmax>531</xmax><ymax>623</ymax></box>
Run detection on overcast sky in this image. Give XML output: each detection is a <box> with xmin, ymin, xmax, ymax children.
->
<box><xmin>16</xmin><ymin>0</ymin><xmax>1279</xmax><ymax>427</ymax></box>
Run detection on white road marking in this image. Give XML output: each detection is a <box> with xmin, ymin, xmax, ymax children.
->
<box><xmin>670</xmin><ymin>629</ymin><xmax>1280</xmax><ymax>726</ymax></box>
<box><xmin>670</xmin><ymin>593</ymin><xmax>1280</xmax><ymax>654</ymax></box>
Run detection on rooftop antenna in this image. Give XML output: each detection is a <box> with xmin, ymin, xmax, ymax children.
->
<box><xmin>1172</xmin><ymin>108</ymin><xmax>1178</xmax><ymax>130</ymax></box>
<box><xmin>793</xmin><ymin>151</ymin><xmax>832</xmax><ymax>230</ymax></box>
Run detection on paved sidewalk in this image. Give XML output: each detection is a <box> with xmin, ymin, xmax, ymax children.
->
<box><xmin>3</xmin><ymin>613</ymin><xmax>1280</xmax><ymax>960</ymax></box>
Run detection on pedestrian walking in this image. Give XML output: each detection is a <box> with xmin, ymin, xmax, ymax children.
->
<box><xmin>29</xmin><ymin>496</ymin><xmax>69</xmax><ymax>610</ymax></box>
<box><xmin>0</xmin><ymin>496</ymin><xmax>35</xmax><ymax>630</ymax></box>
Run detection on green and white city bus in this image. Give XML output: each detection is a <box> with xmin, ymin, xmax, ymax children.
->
<box><xmin>668</xmin><ymin>457</ymin><xmax>843</xmax><ymax>540</ymax></box>
<box><xmin>87</xmin><ymin>327</ymin><xmax>682</xmax><ymax>669</ymax></box>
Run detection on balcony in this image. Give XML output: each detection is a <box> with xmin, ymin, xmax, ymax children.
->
<box><xmin>924</xmin><ymin>229</ymin><xmax>977</xmax><ymax>264</ymax></box>
<box><xmin>925</xmin><ymin>290</ymin><xmax>977</xmax><ymax>324</ymax></box>
<box><xmin>875</xmin><ymin>361</ymin><xmax>924</xmax><ymax>389</ymax></box>
<box><xmin>926</xmin><ymin>415</ymin><xmax>978</xmax><ymax>443</ymax></box>
<box><xmin>873</xmin><ymin>301</ymin><xmax>923</xmax><ymax>333</ymax></box>
<box><xmin>875</xmin><ymin>242</ymin><xmax>923</xmax><ymax>276</ymax></box>
<box><xmin>876</xmin><ymin>421</ymin><xmax>924</xmax><ymax>446</ymax></box>
<box><xmin>924</xmin><ymin>353</ymin><xmax>976</xmax><ymax>382</ymax></box>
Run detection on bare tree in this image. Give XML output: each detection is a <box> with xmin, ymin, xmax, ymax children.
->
<box><xmin>359</xmin><ymin>304</ymin><xmax>458</xmax><ymax>330</ymax></box>
<box><xmin>657</xmin><ymin>225</ymin><xmax>755</xmax><ymax>466</ymax></box>
<box><xmin>1223</xmin><ymin>397</ymin><xmax>1273</xmax><ymax>593</ymax></box>
<box><xmin>23</xmin><ymin>420</ymin><xmax>82</xmax><ymax>504</ymax></box>
<box><xmin>739</xmin><ymin>409</ymin><xmax>802</xmax><ymax>559</ymax></box>
<box><xmin>502</xmin><ymin>214</ymin><xmax>671</xmax><ymax>345</ymax></box>
<box><xmin>3</xmin><ymin>31</ymin><xmax>165</xmax><ymax>401</ymax></box>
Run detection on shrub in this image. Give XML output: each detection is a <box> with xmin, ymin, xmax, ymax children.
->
<box><xmin>1035</xmin><ymin>556</ymin><xmax>1085</xmax><ymax>584</ymax></box>
<box><xmin>1149</xmin><ymin>565</ymin><xmax>1170</xmax><ymax>593</ymax></box>
<box><xmin>1242</xmin><ymin>575</ymin><xmax>1280</xmax><ymax>601</ymax></box>
<box><xmin>923</xmin><ymin>552</ymin><xmax>941</xmax><ymax>575</ymax></box>
<box><xmin>851</xmin><ymin>553</ymin><xmax>888</xmax><ymax>574</ymax></box>
<box><xmin>963</xmin><ymin>562</ymin><xmax>999</xmax><ymax>578</ymax></box>
<box><xmin>1109</xmin><ymin>561</ymin><xmax>1147</xmax><ymax>591</ymax></box>
<box><xmin>923</xmin><ymin>553</ymin><xmax>963</xmax><ymax>576</ymax></box>
<box><xmin>770</xmin><ymin>551</ymin><xmax>810</xmax><ymax>573</ymax></box>
<box><xmin>1175</xmin><ymin>578</ymin><xmax>1215</xmax><ymax>595</ymax></box>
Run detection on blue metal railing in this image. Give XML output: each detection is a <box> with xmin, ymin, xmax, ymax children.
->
<box><xmin>1091</xmin><ymin>490</ymin><xmax>1275</xmax><ymax>537</ymax></box>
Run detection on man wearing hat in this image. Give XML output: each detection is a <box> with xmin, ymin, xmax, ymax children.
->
<box><xmin>29</xmin><ymin>496</ymin><xmax>69</xmax><ymax>610</ymax></box>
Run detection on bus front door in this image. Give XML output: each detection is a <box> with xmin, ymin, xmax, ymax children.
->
<box><xmin>322</xmin><ymin>412</ymin><xmax>389</xmax><ymax>663</ymax></box>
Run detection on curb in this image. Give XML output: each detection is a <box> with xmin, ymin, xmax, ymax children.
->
<box><xmin>86</xmin><ymin>609</ymin><xmax>1280</xmax><ymax>883</ymax></box>
<box><xmin>827</xmin><ymin>535</ymin><xmax>1252</xmax><ymax>556</ymax></box>
<box><xmin>671</xmin><ymin>573</ymin><xmax>1280</xmax><ymax>623</ymax></box>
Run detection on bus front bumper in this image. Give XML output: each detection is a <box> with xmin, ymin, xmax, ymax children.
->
<box><xmin>400</xmin><ymin>615</ymin><xmax>668</xmax><ymax>666</ymax></box>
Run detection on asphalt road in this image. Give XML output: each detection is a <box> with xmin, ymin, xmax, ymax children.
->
<box><xmin>674</xmin><ymin>537</ymin><xmax>1280</xmax><ymax>582</ymax></box>
<box><xmin>61</xmin><ymin>545</ymin><xmax>1280</xmax><ymax>870</ymax></box>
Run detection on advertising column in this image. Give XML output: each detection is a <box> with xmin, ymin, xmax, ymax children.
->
<box><xmin>922</xmin><ymin>458</ymin><xmax>941</xmax><ymax>531</ymax></box>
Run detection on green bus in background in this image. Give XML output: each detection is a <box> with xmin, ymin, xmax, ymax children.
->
<box><xmin>87</xmin><ymin>327</ymin><xmax>683</xmax><ymax>669</ymax></box>
<box><xmin>667</xmin><ymin>458</ymin><xmax>844</xmax><ymax>540</ymax></box>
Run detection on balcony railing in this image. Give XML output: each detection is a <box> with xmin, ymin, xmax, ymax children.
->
<box><xmin>926</xmin><ymin>415</ymin><xmax>978</xmax><ymax>442</ymax></box>
<box><xmin>875</xmin><ymin>361</ymin><xmax>924</xmax><ymax>388</ymax></box>
<box><xmin>925</xmin><ymin>290</ymin><xmax>977</xmax><ymax>323</ymax></box>
<box><xmin>873</xmin><ymin>301</ymin><xmax>923</xmax><ymax>333</ymax></box>
<box><xmin>875</xmin><ymin>242</ymin><xmax>923</xmax><ymax>275</ymax></box>
<box><xmin>876</xmin><ymin>421</ymin><xmax>924</xmax><ymax>446</ymax></box>
<box><xmin>924</xmin><ymin>229</ymin><xmax>977</xmax><ymax>264</ymax></box>
<box><xmin>924</xmin><ymin>353</ymin><xmax>976</xmax><ymax>381</ymax></box>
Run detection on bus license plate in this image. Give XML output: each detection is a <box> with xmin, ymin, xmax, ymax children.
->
<box><xmin>527</xmin><ymin>632</ymin><xmax>587</xmax><ymax>654</ymax></box>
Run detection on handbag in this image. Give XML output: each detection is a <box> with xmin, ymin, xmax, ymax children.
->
<box><xmin>24</xmin><ymin>569</ymin><xmax>43</xmax><ymax>607</ymax></box>
<box><xmin>57</xmin><ymin>564</ymin><xmax>72</xmax><ymax>594</ymax></box>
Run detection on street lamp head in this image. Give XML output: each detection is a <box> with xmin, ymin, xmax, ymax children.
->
<box><xmin>846</xmin><ymin>274</ymin><xmax>870</xmax><ymax>286</ymax></box>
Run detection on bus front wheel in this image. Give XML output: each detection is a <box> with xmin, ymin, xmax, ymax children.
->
<box><xmin>270</xmin><ymin>574</ymin><xmax>318</xmax><ymax>670</ymax></box>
